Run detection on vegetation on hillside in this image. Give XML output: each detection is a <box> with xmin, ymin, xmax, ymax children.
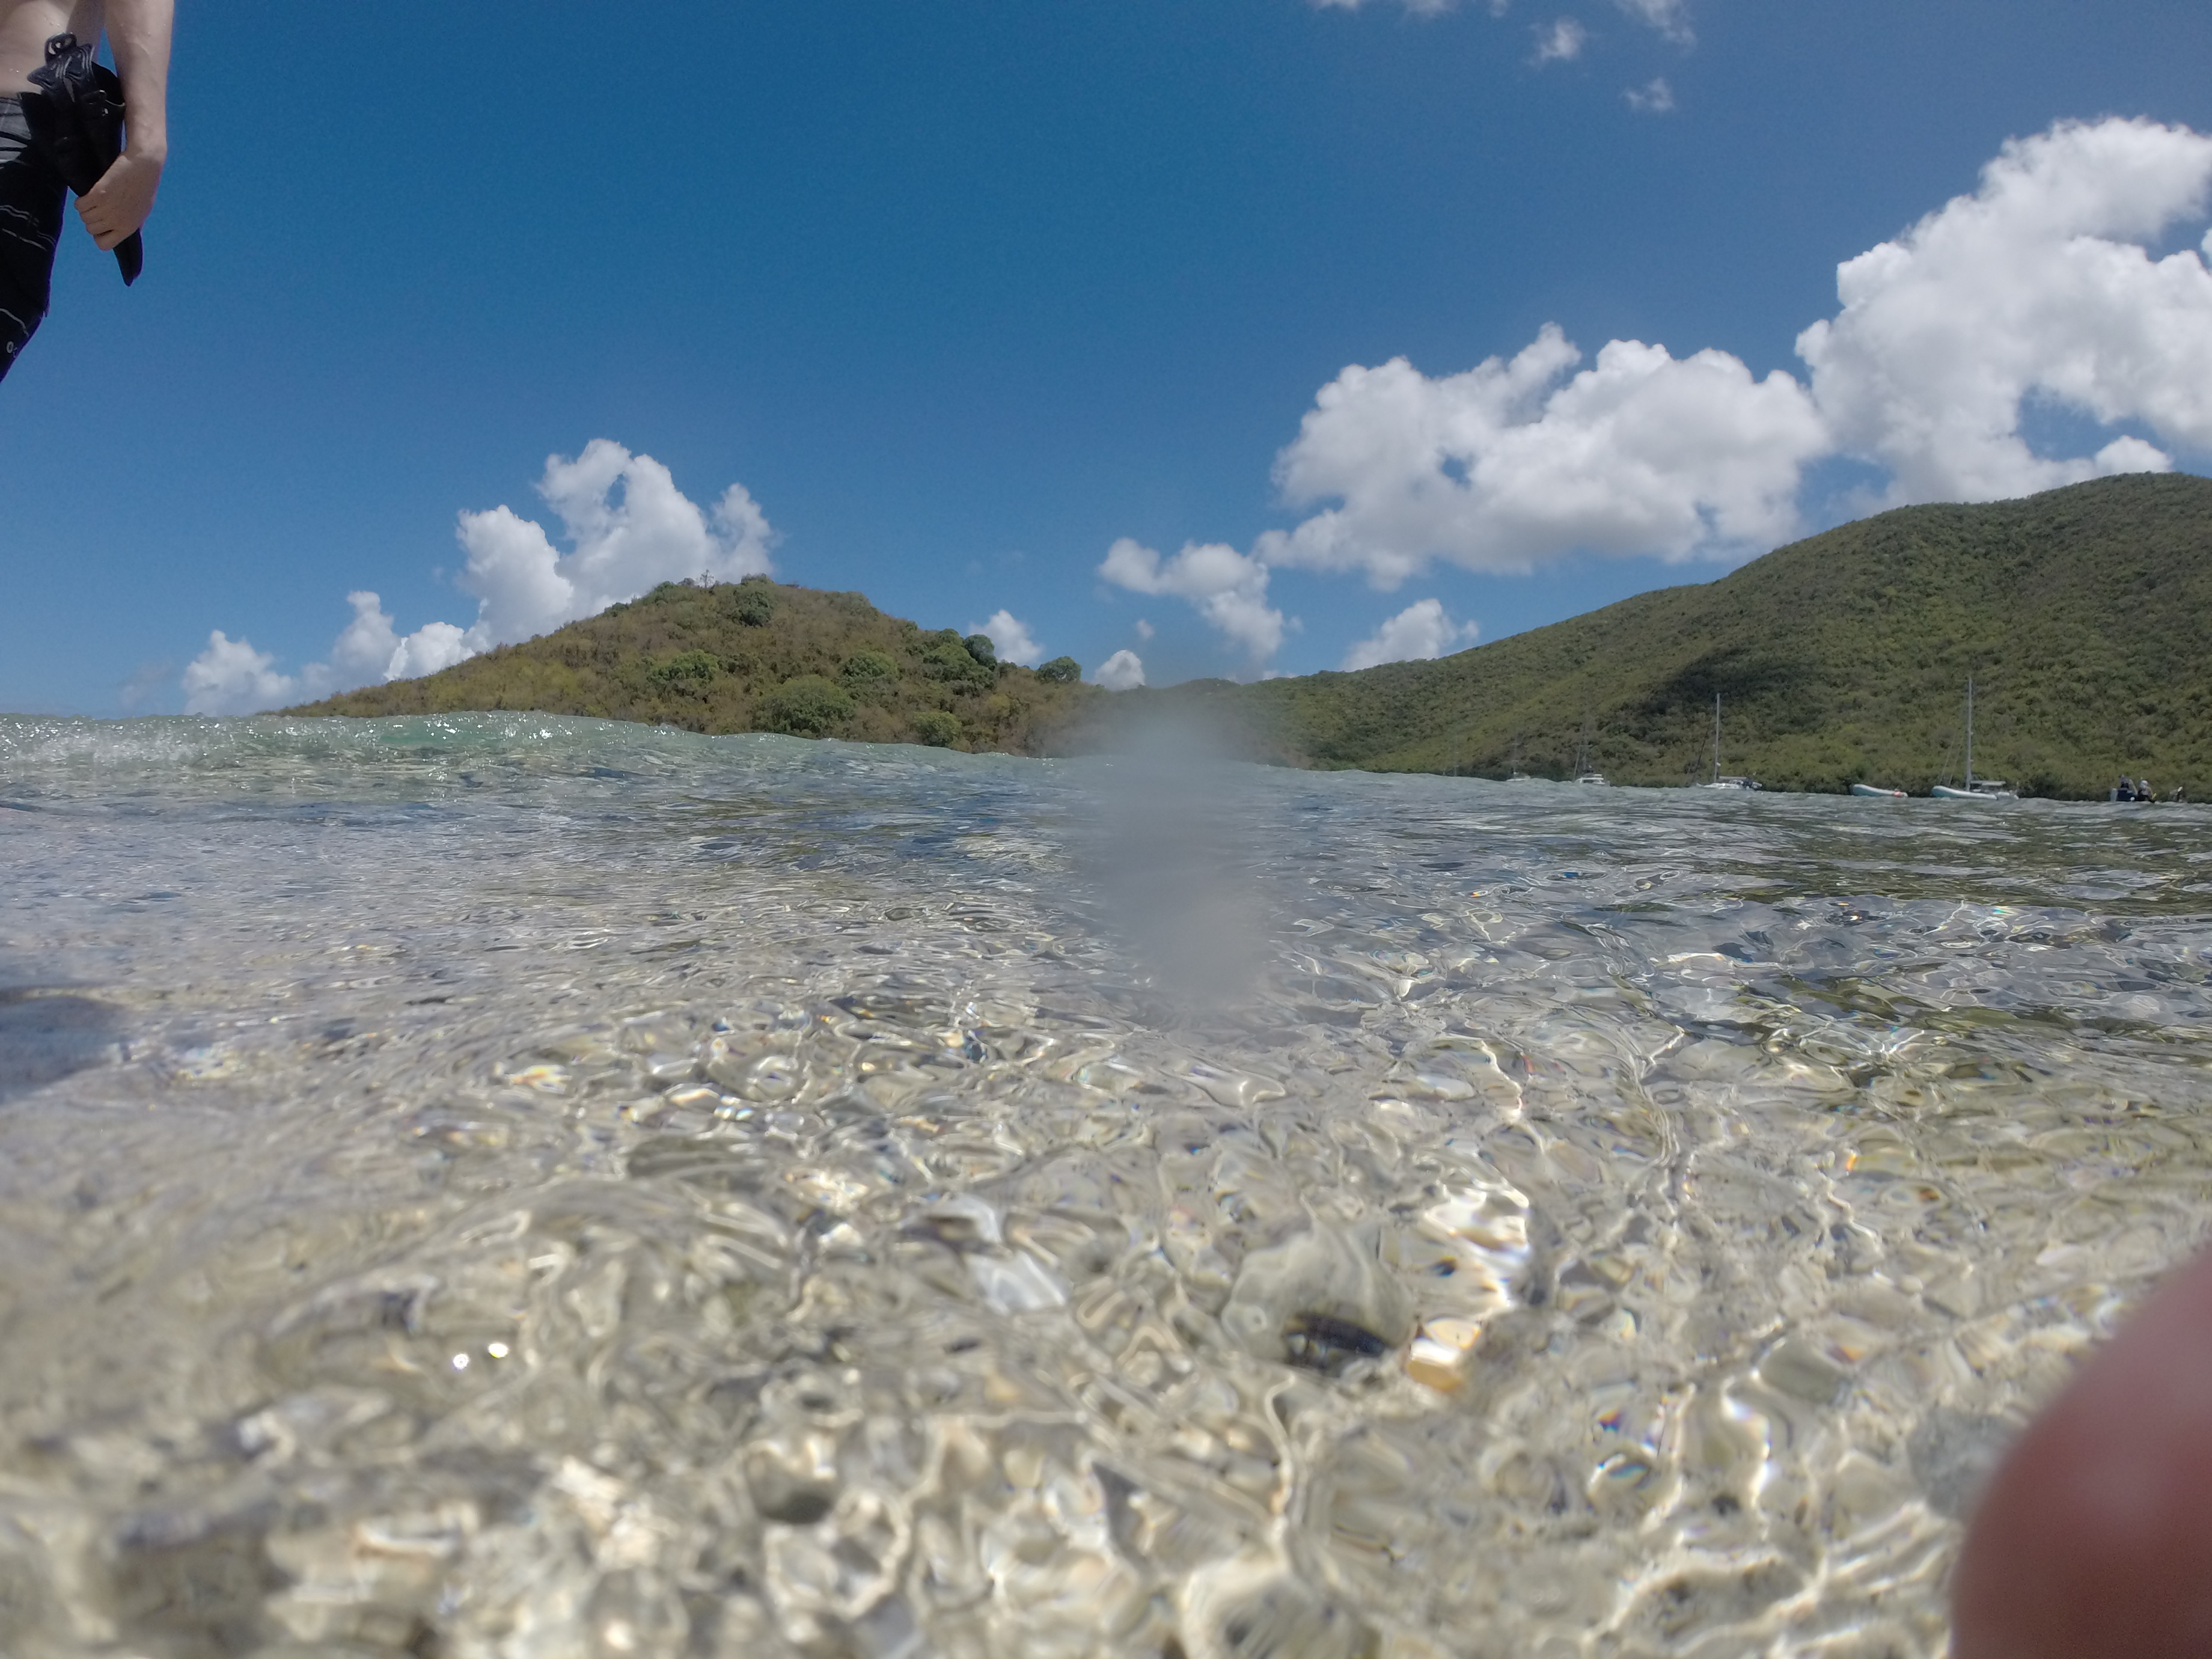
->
<box><xmin>296</xmin><ymin>475</ymin><xmax>2212</xmax><ymax>795</ymax></box>
<box><xmin>290</xmin><ymin>578</ymin><xmax>1095</xmax><ymax>754</ymax></box>
<box><xmin>1122</xmin><ymin>473</ymin><xmax>2212</xmax><ymax>798</ymax></box>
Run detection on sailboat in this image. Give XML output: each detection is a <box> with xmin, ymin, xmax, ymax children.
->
<box><xmin>1931</xmin><ymin>677</ymin><xmax>2017</xmax><ymax>801</ymax></box>
<box><xmin>1505</xmin><ymin>730</ymin><xmax>1533</xmax><ymax>783</ymax></box>
<box><xmin>1699</xmin><ymin>692</ymin><xmax>1760</xmax><ymax>790</ymax></box>
<box><xmin>1573</xmin><ymin>718</ymin><xmax>1607</xmax><ymax>786</ymax></box>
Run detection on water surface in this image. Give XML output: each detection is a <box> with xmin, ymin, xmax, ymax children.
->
<box><xmin>5</xmin><ymin>714</ymin><xmax>2211</xmax><ymax>1658</ymax></box>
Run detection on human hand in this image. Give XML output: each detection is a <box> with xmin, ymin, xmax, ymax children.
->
<box><xmin>78</xmin><ymin>150</ymin><xmax>163</xmax><ymax>249</ymax></box>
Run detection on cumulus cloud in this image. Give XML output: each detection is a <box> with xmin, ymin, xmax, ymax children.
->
<box><xmin>1532</xmin><ymin>17</ymin><xmax>1587</xmax><ymax>63</ymax></box>
<box><xmin>1340</xmin><ymin>599</ymin><xmax>1479</xmax><ymax>671</ymax></box>
<box><xmin>183</xmin><ymin>444</ymin><xmax>778</xmax><ymax>715</ymax></box>
<box><xmin>1625</xmin><ymin>76</ymin><xmax>1675</xmax><ymax>113</ymax></box>
<box><xmin>1099</xmin><ymin>538</ymin><xmax>1288</xmax><ymax>664</ymax></box>
<box><xmin>1134</xmin><ymin>618</ymin><xmax>1155</xmax><ymax>641</ymax></box>
<box><xmin>1798</xmin><ymin>117</ymin><xmax>2212</xmax><ymax>504</ymax></box>
<box><xmin>1109</xmin><ymin>117</ymin><xmax>2212</xmax><ymax>670</ymax></box>
<box><xmin>386</xmin><ymin>620</ymin><xmax>471</xmax><ymax>682</ymax></box>
<box><xmin>428</xmin><ymin>442</ymin><xmax>775</xmax><ymax>660</ymax></box>
<box><xmin>1257</xmin><ymin>325</ymin><xmax>1827</xmax><ymax>587</ymax></box>
<box><xmin>319</xmin><ymin>591</ymin><xmax>403</xmax><ymax>686</ymax></box>
<box><xmin>1093</xmin><ymin>649</ymin><xmax>1148</xmax><ymax>691</ymax></box>
<box><xmin>970</xmin><ymin>608</ymin><xmax>1042</xmax><ymax>665</ymax></box>
<box><xmin>182</xmin><ymin>632</ymin><xmax>299</xmax><ymax>717</ymax></box>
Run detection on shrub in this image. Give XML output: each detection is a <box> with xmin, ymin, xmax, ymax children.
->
<box><xmin>964</xmin><ymin>633</ymin><xmax>998</xmax><ymax>667</ymax></box>
<box><xmin>760</xmin><ymin>674</ymin><xmax>855</xmax><ymax>736</ymax></box>
<box><xmin>920</xmin><ymin>638</ymin><xmax>992</xmax><ymax>687</ymax></box>
<box><xmin>912</xmin><ymin>710</ymin><xmax>962</xmax><ymax>748</ymax></box>
<box><xmin>730</xmin><ymin>583</ymin><xmax>777</xmax><ymax>626</ymax></box>
<box><xmin>646</xmin><ymin>649</ymin><xmax>719</xmax><ymax>686</ymax></box>
<box><xmin>840</xmin><ymin>650</ymin><xmax>900</xmax><ymax>689</ymax></box>
<box><xmin>1036</xmin><ymin>656</ymin><xmax>1081</xmax><ymax>684</ymax></box>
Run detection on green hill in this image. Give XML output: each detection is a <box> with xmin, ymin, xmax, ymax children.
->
<box><xmin>294</xmin><ymin>475</ymin><xmax>2212</xmax><ymax>795</ymax></box>
<box><xmin>1128</xmin><ymin>472</ymin><xmax>2212</xmax><ymax>798</ymax></box>
<box><xmin>287</xmin><ymin>577</ymin><xmax>1096</xmax><ymax>754</ymax></box>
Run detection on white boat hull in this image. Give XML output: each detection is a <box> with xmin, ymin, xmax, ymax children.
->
<box><xmin>1851</xmin><ymin>784</ymin><xmax>1907</xmax><ymax>798</ymax></box>
<box><xmin>1932</xmin><ymin>784</ymin><xmax>2017</xmax><ymax>801</ymax></box>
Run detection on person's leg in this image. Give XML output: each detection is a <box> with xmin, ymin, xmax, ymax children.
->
<box><xmin>0</xmin><ymin>97</ymin><xmax>67</xmax><ymax>384</ymax></box>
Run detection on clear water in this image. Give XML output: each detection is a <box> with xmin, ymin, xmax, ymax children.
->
<box><xmin>5</xmin><ymin>713</ymin><xmax>2211</xmax><ymax>1659</ymax></box>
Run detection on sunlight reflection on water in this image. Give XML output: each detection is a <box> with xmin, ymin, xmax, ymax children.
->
<box><xmin>5</xmin><ymin>713</ymin><xmax>2212</xmax><ymax>1657</ymax></box>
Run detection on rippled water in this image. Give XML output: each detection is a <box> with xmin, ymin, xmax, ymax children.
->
<box><xmin>5</xmin><ymin>713</ymin><xmax>2212</xmax><ymax>1659</ymax></box>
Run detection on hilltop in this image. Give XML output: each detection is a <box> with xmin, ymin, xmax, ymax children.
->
<box><xmin>293</xmin><ymin>475</ymin><xmax>2212</xmax><ymax>795</ymax></box>
<box><xmin>288</xmin><ymin>578</ymin><xmax>1096</xmax><ymax>754</ymax></box>
<box><xmin>1130</xmin><ymin>472</ymin><xmax>2212</xmax><ymax>798</ymax></box>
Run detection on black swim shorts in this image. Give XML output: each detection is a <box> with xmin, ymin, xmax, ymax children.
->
<box><xmin>0</xmin><ymin>94</ymin><xmax>67</xmax><ymax>384</ymax></box>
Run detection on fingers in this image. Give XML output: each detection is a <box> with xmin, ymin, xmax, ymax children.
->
<box><xmin>75</xmin><ymin>155</ymin><xmax>162</xmax><ymax>249</ymax></box>
<box><xmin>77</xmin><ymin>194</ymin><xmax>116</xmax><ymax>248</ymax></box>
<box><xmin>76</xmin><ymin>198</ymin><xmax>127</xmax><ymax>251</ymax></box>
<box><xmin>76</xmin><ymin>181</ymin><xmax>156</xmax><ymax>249</ymax></box>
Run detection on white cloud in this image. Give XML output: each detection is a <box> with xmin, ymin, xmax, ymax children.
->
<box><xmin>1798</xmin><ymin>117</ymin><xmax>2212</xmax><ymax>504</ymax></box>
<box><xmin>1312</xmin><ymin>0</ymin><xmax>1685</xmax><ymax>35</ymax></box>
<box><xmin>1112</xmin><ymin>117</ymin><xmax>2212</xmax><ymax>669</ymax></box>
<box><xmin>1099</xmin><ymin>538</ymin><xmax>1288</xmax><ymax>664</ymax></box>
<box><xmin>1257</xmin><ymin>325</ymin><xmax>1828</xmax><ymax>587</ymax></box>
<box><xmin>185</xmin><ymin>444</ymin><xmax>778</xmax><ymax>715</ymax></box>
<box><xmin>182</xmin><ymin>632</ymin><xmax>298</xmax><ymax>716</ymax></box>
<box><xmin>290</xmin><ymin>589</ymin><xmax>410</xmax><ymax>698</ymax></box>
<box><xmin>1612</xmin><ymin>0</ymin><xmax>1691</xmax><ymax>45</ymax></box>
<box><xmin>1625</xmin><ymin>76</ymin><xmax>1675</xmax><ymax>113</ymax></box>
<box><xmin>427</xmin><ymin>441</ymin><xmax>776</xmax><ymax>662</ymax></box>
<box><xmin>1134</xmin><ymin>618</ymin><xmax>1155</xmax><ymax>641</ymax></box>
<box><xmin>1340</xmin><ymin>599</ymin><xmax>1479</xmax><ymax>671</ymax></box>
<box><xmin>1311</xmin><ymin>0</ymin><xmax>1466</xmax><ymax>14</ymax></box>
<box><xmin>184</xmin><ymin>590</ymin><xmax>412</xmax><ymax>714</ymax></box>
<box><xmin>1532</xmin><ymin>17</ymin><xmax>1586</xmax><ymax>62</ymax></box>
<box><xmin>970</xmin><ymin>608</ymin><xmax>1042</xmax><ymax>665</ymax></box>
<box><xmin>1093</xmin><ymin>649</ymin><xmax>1147</xmax><ymax>691</ymax></box>
<box><xmin>385</xmin><ymin>620</ymin><xmax>471</xmax><ymax>681</ymax></box>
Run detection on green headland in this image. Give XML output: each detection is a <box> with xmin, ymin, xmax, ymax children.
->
<box><xmin>293</xmin><ymin>472</ymin><xmax>2212</xmax><ymax>798</ymax></box>
<box><xmin>290</xmin><ymin>578</ymin><xmax>1092</xmax><ymax>755</ymax></box>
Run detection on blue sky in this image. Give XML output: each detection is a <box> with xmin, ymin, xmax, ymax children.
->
<box><xmin>6</xmin><ymin>0</ymin><xmax>2212</xmax><ymax>713</ymax></box>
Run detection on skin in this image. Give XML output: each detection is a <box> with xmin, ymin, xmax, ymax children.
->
<box><xmin>1952</xmin><ymin>1245</ymin><xmax>2212</xmax><ymax>1657</ymax></box>
<box><xmin>0</xmin><ymin>0</ymin><xmax>170</xmax><ymax>249</ymax></box>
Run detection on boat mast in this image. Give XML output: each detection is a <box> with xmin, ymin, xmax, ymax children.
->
<box><xmin>1965</xmin><ymin>677</ymin><xmax>1975</xmax><ymax>790</ymax></box>
<box><xmin>1712</xmin><ymin>692</ymin><xmax>1722</xmax><ymax>786</ymax></box>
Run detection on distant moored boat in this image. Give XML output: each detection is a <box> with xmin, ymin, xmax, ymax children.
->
<box><xmin>1573</xmin><ymin>720</ymin><xmax>1608</xmax><ymax>786</ymax></box>
<box><xmin>1852</xmin><ymin>783</ymin><xmax>1907</xmax><ymax>798</ymax></box>
<box><xmin>1697</xmin><ymin>694</ymin><xmax>1761</xmax><ymax>790</ymax></box>
<box><xmin>1932</xmin><ymin>677</ymin><xmax>2017</xmax><ymax>801</ymax></box>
